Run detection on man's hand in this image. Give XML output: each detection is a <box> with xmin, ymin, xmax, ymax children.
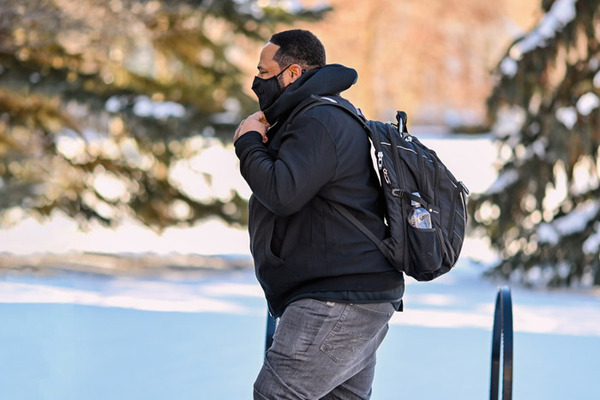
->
<box><xmin>234</xmin><ymin>112</ymin><xmax>270</xmax><ymax>143</ymax></box>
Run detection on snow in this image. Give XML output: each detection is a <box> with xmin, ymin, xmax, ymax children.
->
<box><xmin>254</xmin><ymin>0</ymin><xmax>331</xmax><ymax>14</ymax></box>
<box><xmin>499</xmin><ymin>57</ymin><xmax>518</xmax><ymax>77</ymax></box>
<box><xmin>107</xmin><ymin>95</ymin><xmax>187</xmax><ymax>119</ymax></box>
<box><xmin>132</xmin><ymin>96</ymin><xmax>186</xmax><ymax>119</ymax></box>
<box><xmin>572</xmin><ymin>155</ymin><xmax>600</xmax><ymax>195</ymax></box>
<box><xmin>583</xmin><ymin>223</ymin><xmax>600</xmax><ymax>254</ymax></box>
<box><xmin>93</xmin><ymin>171</ymin><xmax>129</xmax><ymax>202</ymax></box>
<box><xmin>55</xmin><ymin>130</ymin><xmax>86</xmax><ymax>160</ymax></box>
<box><xmin>555</xmin><ymin>106</ymin><xmax>578</xmax><ymax>129</ymax></box>
<box><xmin>104</xmin><ymin>96</ymin><xmax>121</xmax><ymax>113</ymax></box>
<box><xmin>538</xmin><ymin>200</ymin><xmax>600</xmax><ymax>244</ymax></box>
<box><xmin>210</xmin><ymin>98</ymin><xmax>242</xmax><ymax>124</ymax></box>
<box><xmin>501</xmin><ymin>0</ymin><xmax>577</xmax><ymax>76</ymax></box>
<box><xmin>550</xmin><ymin>200</ymin><xmax>599</xmax><ymax>235</ymax></box>
<box><xmin>58</xmin><ymin>129</ymin><xmax>253</xmax><ymax>210</ymax></box>
<box><xmin>0</xmin><ymin>213</ymin><xmax>251</xmax><ymax>256</ymax></box>
<box><xmin>576</xmin><ymin>92</ymin><xmax>600</xmax><ymax>116</ymax></box>
<box><xmin>486</xmin><ymin>169</ymin><xmax>519</xmax><ymax>194</ymax></box>
<box><xmin>537</xmin><ymin>222</ymin><xmax>560</xmax><ymax>245</ymax></box>
<box><xmin>416</xmin><ymin>134</ymin><xmax>497</xmax><ymax>194</ymax></box>
<box><xmin>1</xmin><ymin>260</ymin><xmax>600</xmax><ymax>400</ymax></box>
<box><xmin>594</xmin><ymin>70</ymin><xmax>600</xmax><ymax>88</ymax></box>
<box><xmin>509</xmin><ymin>0</ymin><xmax>576</xmax><ymax>58</ymax></box>
<box><xmin>492</xmin><ymin>105</ymin><xmax>525</xmax><ymax>140</ymax></box>
<box><xmin>530</xmin><ymin>136</ymin><xmax>547</xmax><ymax>158</ymax></box>
<box><xmin>168</xmin><ymin>141</ymin><xmax>252</xmax><ymax>203</ymax></box>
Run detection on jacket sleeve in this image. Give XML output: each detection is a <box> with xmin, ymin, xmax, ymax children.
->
<box><xmin>234</xmin><ymin>115</ymin><xmax>338</xmax><ymax>216</ymax></box>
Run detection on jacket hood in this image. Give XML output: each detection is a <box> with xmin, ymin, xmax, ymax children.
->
<box><xmin>263</xmin><ymin>64</ymin><xmax>358</xmax><ymax>125</ymax></box>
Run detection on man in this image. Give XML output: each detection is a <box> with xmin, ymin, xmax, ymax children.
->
<box><xmin>234</xmin><ymin>29</ymin><xmax>404</xmax><ymax>400</ymax></box>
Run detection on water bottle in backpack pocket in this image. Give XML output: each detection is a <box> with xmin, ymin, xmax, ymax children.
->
<box><xmin>407</xmin><ymin>192</ymin><xmax>431</xmax><ymax>229</ymax></box>
<box><xmin>405</xmin><ymin>192</ymin><xmax>446</xmax><ymax>281</ymax></box>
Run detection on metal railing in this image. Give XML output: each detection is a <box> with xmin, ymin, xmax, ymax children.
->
<box><xmin>490</xmin><ymin>286</ymin><xmax>513</xmax><ymax>400</ymax></box>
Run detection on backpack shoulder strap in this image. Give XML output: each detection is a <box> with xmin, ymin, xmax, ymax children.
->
<box><xmin>329</xmin><ymin>201</ymin><xmax>389</xmax><ymax>256</ymax></box>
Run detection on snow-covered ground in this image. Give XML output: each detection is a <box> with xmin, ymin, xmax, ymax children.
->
<box><xmin>1</xmin><ymin>259</ymin><xmax>599</xmax><ymax>400</ymax></box>
<box><xmin>1</xmin><ymin>134</ymin><xmax>600</xmax><ymax>399</ymax></box>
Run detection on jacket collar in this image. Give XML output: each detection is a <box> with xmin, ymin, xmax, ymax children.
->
<box><xmin>263</xmin><ymin>64</ymin><xmax>358</xmax><ymax>125</ymax></box>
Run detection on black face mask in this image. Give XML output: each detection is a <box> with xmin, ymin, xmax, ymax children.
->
<box><xmin>251</xmin><ymin>65</ymin><xmax>290</xmax><ymax>111</ymax></box>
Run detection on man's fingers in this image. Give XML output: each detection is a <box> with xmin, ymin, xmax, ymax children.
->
<box><xmin>234</xmin><ymin>115</ymin><xmax>269</xmax><ymax>142</ymax></box>
<box><xmin>259</xmin><ymin>114</ymin><xmax>269</xmax><ymax>126</ymax></box>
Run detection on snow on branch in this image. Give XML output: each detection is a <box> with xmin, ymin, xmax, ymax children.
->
<box><xmin>583</xmin><ymin>224</ymin><xmax>600</xmax><ymax>254</ymax></box>
<box><xmin>500</xmin><ymin>0</ymin><xmax>578</xmax><ymax>77</ymax></box>
<box><xmin>486</xmin><ymin>169</ymin><xmax>519</xmax><ymax>195</ymax></box>
<box><xmin>576</xmin><ymin>92</ymin><xmax>600</xmax><ymax>116</ymax></box>
<box><xmin>538</xmin><ymin>200</ymin><xmax>600</xmax><ymax>245</ymax></box>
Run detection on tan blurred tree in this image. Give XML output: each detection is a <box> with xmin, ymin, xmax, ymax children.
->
<box><xmin>0</xmin><ymin>0</ymin><xmax>327</xmax><ymax>229</ymax></box>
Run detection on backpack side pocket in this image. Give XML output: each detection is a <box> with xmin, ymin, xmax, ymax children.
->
<box><xmin>406</xmin><ymin>224</ymin><xmax>445</xmax><ymax>281</ymax></box>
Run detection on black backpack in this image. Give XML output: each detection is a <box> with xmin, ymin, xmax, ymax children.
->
<box><xmin>288</xmin><ymin>95</ymin><xmax>469</xmax><ymax>281</ymax></box>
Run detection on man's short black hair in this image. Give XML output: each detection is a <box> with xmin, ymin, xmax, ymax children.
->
<box><xmin>269</xmin><ymin>29</ymin><xmax>326</xmax><ymax>70</ymax></box>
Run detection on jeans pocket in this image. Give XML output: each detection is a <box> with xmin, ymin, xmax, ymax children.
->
<box><xmin>319</xmin><ymin>303</ymin><xmax>393</xmax><ymax>364</ymax></box>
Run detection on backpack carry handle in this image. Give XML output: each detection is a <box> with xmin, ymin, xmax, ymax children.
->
<box><xmin>396</xmin><ymin>111</ymin><xmax>408</xmax><ymax>134</ymax></box>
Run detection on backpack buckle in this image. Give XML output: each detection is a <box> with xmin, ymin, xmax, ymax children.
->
<box><xmin>391</xmin><ymin>188</ymin><xmax>403</xmax><ymax>197</ymax></box>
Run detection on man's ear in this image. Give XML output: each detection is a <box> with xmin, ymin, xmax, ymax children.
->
<box><xmin>288</xmin><ymin>64</ymin><xmax>304</xmax><ymax>83</ymax></box>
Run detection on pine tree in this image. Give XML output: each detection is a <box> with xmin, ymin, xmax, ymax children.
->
<box><xmin>470</xmin><ymin>0</ymin><xmax>600</xmax><ymax>286</ymax></box>
<box><xmin>0</xmin><ymin>0</ymin><xmax>327</xmax><ymax>229</ymax></box>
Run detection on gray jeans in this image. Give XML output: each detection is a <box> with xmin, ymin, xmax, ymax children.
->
<box><xmin>254</xmin><ymin>299</ymin><xmax>395</xmax><ymax>400</ymax></box>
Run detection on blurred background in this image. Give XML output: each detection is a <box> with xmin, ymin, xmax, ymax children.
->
<box><xmin>1</xmin><ymin>1</ymin><xmax>600</xmax><ymax>399</ymax></box>
<box><xmin>2</xmin><ymin>0</ymin><xmax>599</xmax><ymax>288</ymax></box>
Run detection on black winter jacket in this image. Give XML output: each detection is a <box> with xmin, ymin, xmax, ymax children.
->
<box><xmin>235</xmin><ymin>64</ymin><xmax>404</xmax><ymax>317</ymax></box>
